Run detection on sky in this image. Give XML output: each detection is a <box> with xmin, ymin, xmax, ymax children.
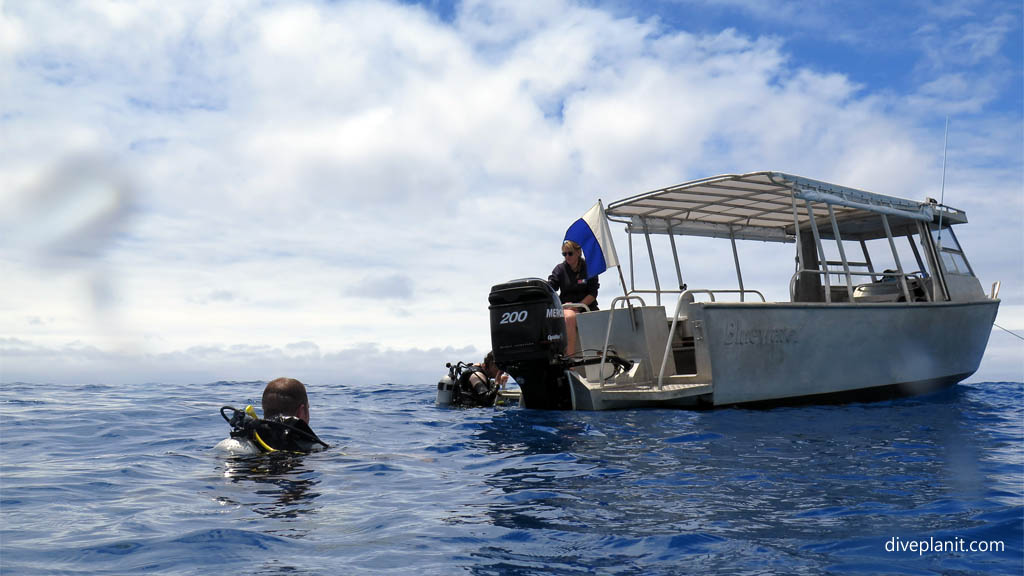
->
<box><xmin>1</xmin><ymin>0</ymin><xmax>1022</xmax><ymax>387</ymax></box>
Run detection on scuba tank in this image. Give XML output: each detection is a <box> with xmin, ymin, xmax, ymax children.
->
<box><xmin>220</xmin><ymin>405</ymin><xmax>329</xmax><ymax>453</ymax></box>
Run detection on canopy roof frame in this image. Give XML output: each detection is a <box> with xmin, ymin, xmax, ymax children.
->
<box><xmin>605</xmin><ymin>171</ymin><xmax>967</xmax><ymax>304</ymax></box>
<box><xmin>606</xmin><ymin>171</ymin><xmax>967</xmax><ymax>244</ymax></box>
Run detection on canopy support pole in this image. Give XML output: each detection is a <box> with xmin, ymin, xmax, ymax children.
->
<box><xmin>642</xmin><ymin>219</ymin><xmax>661</xmax><ymax>307</ymax></box>
<box><xmin>827</xmin><ymin>204</ymin><xmax>855</xmax><ymax>301</ymax></box>
<box><xmin>805</xmin><ymin>200</ymin><xmax>831</xmax><ymax>303</ymax></box>
<box><xmin>881</xmin><ymin>214</ymin><xmax>912</xmax><ymax>302</ymax></box>
<box><xmin>730</xmin><ymin>230</ymin><xmax>745</xmax><ymax>302</ymax></box>
<box><xmin>668</xmin><ymin>221</ymin><xmax>685</xmax><ymax>290</ymax></box>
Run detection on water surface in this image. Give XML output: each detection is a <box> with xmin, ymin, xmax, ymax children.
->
<box><xmin>1</xmin><ymin>380</ymin><xmax>1021</xmax><ymax>574</ymax></box>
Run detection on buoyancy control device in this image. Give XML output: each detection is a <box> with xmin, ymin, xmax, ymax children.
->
<box><xmin>220</xmin><ymin>405</ymin><xmax>329</xmax><ymax>453</ymax></box>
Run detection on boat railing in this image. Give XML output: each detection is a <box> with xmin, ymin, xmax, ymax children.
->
<box><xmin>680</xmin><ymin>289</ymin><xmax>767</xmax><ymax>303</ymax></box>
<box><xmin>624</xmin><ymin>287</ymin><xmax>767</xmax><ymax>307</ymax></box>
<box><xmin>656</xmin><ymin>289</ymin><xmax>766</xmax><ymax>389</ymax></box>
<box><xmin>623</xmin><ymin>288</ymin><xmax>684</xmax><ymax>302</ymax></box>
<box><xmin>789</xmin><ymin>268</ymin><xmax>931</xmax><ymax>303</ymax></box>
<box><xmin>596</xmin><ymin>295</ymin><xmax>646</xmax><ymax>386</ymax></box>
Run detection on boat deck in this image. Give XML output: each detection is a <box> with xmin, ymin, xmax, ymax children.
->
<box><xmin>496</xmin><ymin>389</ymin><xmax>522</xmax><ymax>406</ymax></box>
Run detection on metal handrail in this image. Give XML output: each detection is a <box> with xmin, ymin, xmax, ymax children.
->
<box><xmin>659</xmin><ymin>291</ymin><xmax>694</xmax><ymax>390</ymax></box>
<box><xmin>625</xmin><ymin>288</ymin><xmax>684</xmax><ymax>297</ymax></box>
<box><xmin>816</xmin><ymin>263</ymin><xmax>928</xmax><ymax>279</ymax></box>
<box><xmin>656</xmin><ymin>288</ymin><xmax>766</xmax><ymax>390</ymax></box>
<box><xmin>788</xmin><ymin>269</ymin><xmax>932</xmax><ymax>302</ymax></box>
<box><xmin>598</xmin><ymin>295</ymin><xmax>646</xmax><ymax>386</ymax></box>
<box><xmin>624</xmin><ymin>288</ymin><xmax>764</xmax><ymax>304</ymax></box>
<box><xmin>682</xmin><ymin>289</ymin><xmax>767</xmax><ymax>303</ymax></box>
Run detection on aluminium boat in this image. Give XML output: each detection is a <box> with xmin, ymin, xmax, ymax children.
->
<box><xmin>488</xmin><ymin>172</ymin><xmax>1000</xmax><ymax>410</ymax></box>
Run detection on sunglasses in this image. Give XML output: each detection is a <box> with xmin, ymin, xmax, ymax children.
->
<box><xmin>562</xmin><ymin>251</ymin><xmax>575</xmax><ymax>257</ymax></box>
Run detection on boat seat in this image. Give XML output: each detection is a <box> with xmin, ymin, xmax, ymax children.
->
<box><xmin>852</xmin><ymin>276</ymin><xmax>926</xmax><ymax>302</ymax></box>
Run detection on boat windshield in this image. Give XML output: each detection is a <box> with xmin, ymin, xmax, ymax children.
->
<box><xmin>931</xmin><ymin>226</ymin><xmax>974</xmax><ymax>276</ymax></box>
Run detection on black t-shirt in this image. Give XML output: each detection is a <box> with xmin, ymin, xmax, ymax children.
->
<box><xmin>548</xmin><ymin>261</ymin><xmax>599</xmax><ymax>310</ymax></box>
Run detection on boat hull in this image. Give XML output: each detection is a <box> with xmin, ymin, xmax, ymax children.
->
<box><xmin>698</xmin><ymin>300</ymin><xmax>998</xmax><ymax>405</ymax></box>
<box><xmin>564</xmin><ymin>299</ymin><xmax>998</xmax><ymax>410</ymax></box>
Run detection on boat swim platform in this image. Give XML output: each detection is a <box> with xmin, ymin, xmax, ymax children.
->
<box><xmin>571</xmin><ymin>376</ymin><xmax>714</xmax><ymax>410</ymax></box>
<box><xmin>496</xmin><ymin>389</ymin><xmax>522</xmax><ymax>406</ymax></box>
<box><xmin>495</xmin><ymin>378</ymin><xmax>713</xmax><ymax>410</ymax></box>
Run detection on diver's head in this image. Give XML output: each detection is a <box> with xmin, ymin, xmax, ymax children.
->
<box><xmin>483</xmin><ymin>350</ymin><xmax>499</xmax><ymax>379</ymax></box>
<box><xmin>262</xmin><ymin>377</ymin><xmax>310</xmax><ymax>423</ymax></box>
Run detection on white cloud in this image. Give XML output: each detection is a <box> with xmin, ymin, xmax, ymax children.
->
<box><xmin>1</xmin><ymin>0</ymin><xmax>1020</xmax><ymax>385</ymax></box>
<box><xmin>0</xmin><ymin>336</ymin><xmax>479</xmax><ymax>386</ymax></box>
<box><xmin>345</xmin><ymin>273</ymin><xmax>415</xmax><ymax>300</ymax></box>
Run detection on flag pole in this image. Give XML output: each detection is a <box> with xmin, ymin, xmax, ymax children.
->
<box><xmin>601</xmin><ymin>199</ymin><xmax>638</xmax><ymax>331</ymax></box>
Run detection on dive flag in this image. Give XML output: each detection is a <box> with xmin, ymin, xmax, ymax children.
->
<box><xmin>564</xmin><ymin>200</ymin><xmax>620</xmax><ymax>279</ymax></box>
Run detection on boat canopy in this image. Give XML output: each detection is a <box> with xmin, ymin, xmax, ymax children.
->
<box><xmin>605</xmin><ymin>172</ymin><xmax>967</xmax><ymax>243</ymax></box>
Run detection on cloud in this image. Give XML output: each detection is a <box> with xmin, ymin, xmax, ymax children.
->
<box><xmin>187</xmin><ymin>290</ymin><xmax>242</xmax><ymax>305</ymax></box>
<box><xmin>344</xmin><ymin>273</ymin><xmax>415</xmax><ymax>300</ymax></box>
<box><xmin>0</xmin><ymin>336</ymin><xmax>478</xmax><ymax>386</ymax></box>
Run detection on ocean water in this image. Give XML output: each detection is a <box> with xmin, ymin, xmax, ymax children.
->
<box><xmin>1</xmin><ymin>380</ymin><xmax>1021</xmax><ymax>575</ymax></box>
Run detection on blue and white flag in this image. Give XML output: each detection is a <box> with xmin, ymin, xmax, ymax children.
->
<box><xmin>564</xmin><ymin>200</ymin><xmax>620</xmax><ymax>279</ymax></box>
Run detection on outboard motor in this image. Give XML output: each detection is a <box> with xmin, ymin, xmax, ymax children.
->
<box><xmin>488</xmin><ymin>278</ymin><xmax>573</xmax><ymax>410</ymax></box>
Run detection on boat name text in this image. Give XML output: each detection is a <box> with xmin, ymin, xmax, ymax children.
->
<box><xmin>724</xmin><ymin>322</ymin><xmax>798</xmax><ymax>346</ymax></box>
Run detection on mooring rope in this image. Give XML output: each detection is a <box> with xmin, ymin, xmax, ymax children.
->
<box><xmin>994</xmin><ymin>322</ymin><xmax>1024</xmax><ymax>341</ymax></box>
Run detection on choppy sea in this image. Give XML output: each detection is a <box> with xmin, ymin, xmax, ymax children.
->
<box><xmin>1</xmin><ymin>380</ymin><xmax>1022</xmax><ymax>575</ymax></box>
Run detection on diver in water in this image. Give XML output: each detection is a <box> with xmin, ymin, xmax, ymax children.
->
<box><xmin>450</xmin><ymin>351</ymin><xmax>508</xmax><ymax>407</ymax></box>
<box><xmin>216</xmin><ymin>377</ymin><xmax>329</xmax><ymax>455</ymax></box>
<box><xmin>466</xmin><ymin>351</ymin><xmax>508</xmax><ymax>393</ymax></box>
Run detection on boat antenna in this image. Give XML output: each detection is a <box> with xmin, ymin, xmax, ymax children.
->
<box><xmin>936</xmin><ymin>116</ymin><xmax>949</xmax><ymax>249</ymax></box>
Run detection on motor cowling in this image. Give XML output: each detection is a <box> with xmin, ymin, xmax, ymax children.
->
<box><xmin>488</xmin><ymin>278</ymin><xmax>572</xmax><ymax>410</ymax></box>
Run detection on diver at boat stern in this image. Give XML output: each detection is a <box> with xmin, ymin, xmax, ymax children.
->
<box><xmin>436</xmin><ymin>351</ymin><xmax>508</xmax><ymax>407</ymax></box>
<box><xmin>217</xmin><ymin>378</ymin><xmax>329</xmax><ymax>455</ymax></box>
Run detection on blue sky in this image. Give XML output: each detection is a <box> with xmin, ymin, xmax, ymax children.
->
<box><xmin>1</xmin><ymin>0</ymin><xmax>1021</xmax><ymax>385</ymax></box>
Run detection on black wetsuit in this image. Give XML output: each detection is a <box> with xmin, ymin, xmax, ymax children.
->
<box><xmin>548</xmin><ymin>261</ymin><xmax>599</xmax><ymax>311</ymax></box>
